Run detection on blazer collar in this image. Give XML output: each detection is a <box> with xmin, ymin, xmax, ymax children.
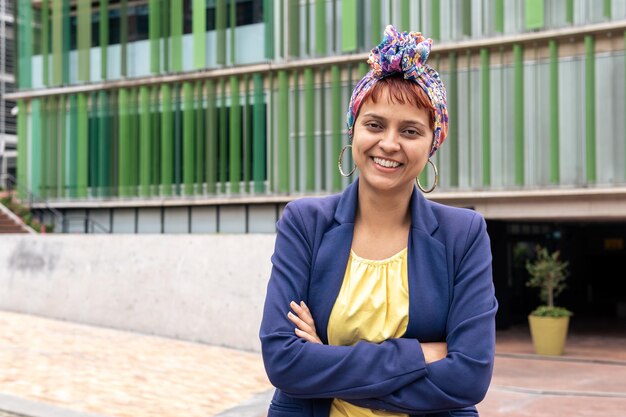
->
<box><xmin>334</xmin><ymin>177</ymin><xmax>439</xmax><ymax>235</ymax></box>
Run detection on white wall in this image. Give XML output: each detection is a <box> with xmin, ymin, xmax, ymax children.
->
<box><xmin>0</xmin><ymin>234</ymin><xmax>276</xmax><ymax>352</ymax></box>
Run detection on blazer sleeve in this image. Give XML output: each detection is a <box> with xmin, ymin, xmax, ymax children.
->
<box><xmin>259</xmin><ymin>202</ymin><xmax>429</xmax><ymax>399</ymax></box>
<box><xmin>348</xmin><ymin>213</ymin><xmax>498</xmax><ymax>414</ymax></box>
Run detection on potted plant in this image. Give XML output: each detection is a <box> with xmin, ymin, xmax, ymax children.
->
<box><xmin>525</xmin><ymin>244</ymin><xmax>573</xmax><ymax>356</ymax></box>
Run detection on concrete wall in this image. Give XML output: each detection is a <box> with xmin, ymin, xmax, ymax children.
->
<box><xmin>0</xmin><ymin>234</ymin><xmax>276</xmax><ymax>352</ymax></box>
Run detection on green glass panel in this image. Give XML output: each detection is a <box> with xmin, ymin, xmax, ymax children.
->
<box><xmin>62</xmin><ymin>0</ymin><xmax>70</xmax><ymax>84</ymax></box>
<box><xmin>252</xmin><ymin>74</ymin><xmax>266</xmax><ymax>193</ymax></box>
<box><xmin>149</xmin><ymin>0</ymin><xmax>161</xmax><ymax>73</ymax></box>
<box><xmin>195</xmin><ymin>82</ymin><xmax>205</xmax><ymax>189</ymax></box>
<box><xmin>68</xmin><ymin>95</ymin><xmax>77</xmax><ymax>198</ymax></box>
<box><xmin>549</xmin><ymin>40</ymin><xmax>560</xmax><ymax>184</ymax></box>
<box><xmin>585</xmin><ymin>36</ymin><xmax>596</xmax><ymax>183</ymax></box>
<box><xmin>331</xmin><ymin>65</ymin><xmax>342</xmax><ymax>192</ymax></box>
<box><xmin>230</xmin><ymin>0</ymin><xmax>236</xmax><ymax>64</ymax></box>
<box><xmin>206</xmin><ymin>80</ymin><xmax>217</xmax><ymax>193</ymax></box>
<box><xmin>42</xmin><ymin>0</ymin><xmax>49</xmax><ymax>86</ymax></box>
<box><xmin>304</xmin><ymin>68</ymin><xmax>315</xmax><ymax>191</ymax></box>
<box><xmin>118</xmin><ymin>88</ymin><xmax>131</xmax><ymax>196</ymax></box>
<box><xmin>481</xmin><ymin>48</ymin><xmax>490</xmax><ymax>186</ymax></box>
<box><xmin>448</xmin><ymin>52</ymin><xmax>459</xmax><ymax>187</ymax></box>
<box><xmin>315</xmin><ymin>0</ymin><xmax>326</xmax><ymax>55</ymax></box>
<box><xmin>120</xmin><ymin>0</ymin><xmax>128</xmax><ymax>76</ymax></box>
<box><xmin>98</xmin><ymin>91</ymin><xmax>110</xmax><ymax>197</ymax></box>
<box><xmin>370</xmin><ymin>0</ymin><xmax>381</xmax><ymax>45</ymax></box>
<box><xmin>216</xmin><ymin>0</ymin><xmax>226</xmax><ymax>65</ymax></box>
<box><xmin>400</xmin><ymin>0</ymin><xmax>410</xmax><ymax>31</ymax></box>
<box><xmin>278</xmin><ymin>71</ymin><xmax>289</xmax><ymax>193</ymax></box>
<box><xmin>289</xmin><ymin>0</ymin><xmax>300</xmax><ymax>57</ymax></box>
<box><xmin>161</xmin><ymin>85</ymin><xmax>173</xmax><ymax>196</ymax></box>
<box><xmin>17</xmin><ymin>100</ymin><xmax>28</xmax><ymax>200</ymax></box>
<box><xmin>342</xmin><ymin>0</ymin><xmax>357</xmax><ymax>52</ymax></box>
<box><xmin>171</xmin><ymin>0</ymin><xmax>183</xmax><ymax>71</ymax></box>
<box><xmin>431</xmin><ymin>0</ymin><xmax>441</xmax><ymax>41</ymax></box>
<box><xmin>100</xmin><ymin>0</ymin><xmax>108</xmax><ymax>79</ymax></box>
<box><xmin>31</xmin><ymin>100</ymin><xmax>42</xmax><ymax>198</ymax></box>
<box><xmin>77</xmin><ymin>0</ymin><xmax>91</xmax><ymax>81</ymax></box>
<box><xmin>193</xmin><ymin>0</ymin><xmax>206</xmax><ymax>69</ymax></box>
<box><xmin>52</xmin><ymin>0</ymin><xmax>62</xmax><ymax>85</ymax></box>
<box><xmin>219</xmin><ymin>79</ymin><xmax>227</xmax><ymax>190</ymax></box>
<box><xmin>230</xmin><ymin>76</ymin><xmax>241</xmax><ymax>193</ymax></box>
<box><xmin>264</xmin><ymin>0</ymin><xmax>275</xmax><ymax>59</ymax></box>
<box><xmin>77</xmin><ymin>94</ymin><xmax>88</xmax><ymax>198</ymax></box>
<box><xmin>139</xmin><ymin>86</ymin><xmax>152</xmax><ymax>196</ymax></box>
<box><xmin>525</xmin><ymin>0</ymin><xmax>544</xmax><ymax>29</ymax></box>
<box><xmin>183</xmin><ymin>82</ymin><xmax>195</xmax><ymax>195</ymax></box>
<box><xmin>513</xmin><ymin>44</ymin><xmax>524</xmax><ymax>186</ymax></box>
<box><xmin>494</xmin><ymin>0</ymin><xmax>504</xmax><ymax>32</ymax></box>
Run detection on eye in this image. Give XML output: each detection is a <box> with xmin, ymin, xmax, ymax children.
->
<box><xmin>403</xmin><ymin>128</ymin><xmax>423</xmax><ymax>137</ymax></box>
<box><xmin>365</xmin><ymin>121</ymin><xmax>383</xmax><ymax>130</ymax></box>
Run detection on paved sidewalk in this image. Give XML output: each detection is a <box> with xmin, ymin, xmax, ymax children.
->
<box><xmin>1</xmin><ymin>310</ymin><xmax>625</xmax><ymax>417</ymax></box>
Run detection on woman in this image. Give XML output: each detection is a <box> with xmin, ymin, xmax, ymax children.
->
<box><xmin>259</xmin><ymin>25</ymin><xmax>498</xmax><ymax>417</ymax></box>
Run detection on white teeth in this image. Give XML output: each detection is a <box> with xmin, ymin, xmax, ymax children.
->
<box><xmin>373</xmin><ymin>157</ymin><xmax>400</xmax><ymax>168</ymax></box>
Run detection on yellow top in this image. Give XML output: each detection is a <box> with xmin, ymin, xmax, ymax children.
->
<box><xmin>327</xmin><ymin>248</ymin><xmax>410</xmax><ymax>417</ymax></box>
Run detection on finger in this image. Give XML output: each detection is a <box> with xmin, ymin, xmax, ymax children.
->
<box><xmin>295</xmin><ymin>328</ymin><xmax>322</xmax><ymax>344</ymax></box>
<box><xmin>290</xmin><ymin>301</ymin><xmax>316</xmax><ymax>329</ymax></box>
<box><xmin>287</xmin><ymin>311</ymin><xmax>315</xmax><ymax>334</ymax></box>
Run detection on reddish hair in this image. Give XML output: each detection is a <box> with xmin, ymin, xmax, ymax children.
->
<box><xmin>358</xmin><ymin>74</ymin><xmax>436</xmax><ymax>130</ymax></box>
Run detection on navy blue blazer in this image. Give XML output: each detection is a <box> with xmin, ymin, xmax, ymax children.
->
<box><xmin>260</xmin><ymin>179</ymin><xmax>498</xmax><ymax>417</ymax></box>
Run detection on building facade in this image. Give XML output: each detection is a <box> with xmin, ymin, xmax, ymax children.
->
<box><xmin>8</xmin><ymin>0</ymin><xmax>626</xmax><ymax>327</ymax></box>
<box><xmin>0</xmin><ymin>0</ymin><xmax>17</xmax><ymax>186</ymax></box>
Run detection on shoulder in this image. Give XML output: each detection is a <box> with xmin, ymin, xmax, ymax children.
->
<box><xmin>280</xmin><ymin>193</ymin><xmax>342</xmax><ymax>232</ymax></box>
<box><xmin>427</xmin><ymin>199</ymin><xmax>488</xmax><ymax>243</ymax></box>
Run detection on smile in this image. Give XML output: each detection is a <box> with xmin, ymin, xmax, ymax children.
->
<box><xmin>372</xmin><ymin>157</ymin><xmax>401</xmax><ymax>168</ymax></box>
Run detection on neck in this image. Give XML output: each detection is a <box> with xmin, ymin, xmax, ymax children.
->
<box><xmin>355</xmin><ymin>181</ymin><xmax>413</xmax><ymax>230</ymax></box>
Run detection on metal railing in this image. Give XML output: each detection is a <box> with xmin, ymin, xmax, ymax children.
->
<box><xmin>0</xmin><ymin>173</ymin><xmax>110</xmax><ymax>233</ymax></box>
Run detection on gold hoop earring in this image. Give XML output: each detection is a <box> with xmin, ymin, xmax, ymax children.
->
<box><xmin>338</xmin><ymin>145</ymin><xmax>356</xmax><ymax>177</ymax></box>
<box><xmin>416</xmin><ymin>159</ymin><xmax>439</xmax><ymax>193</ymax></box>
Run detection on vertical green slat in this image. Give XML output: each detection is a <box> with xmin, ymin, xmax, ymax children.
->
<box><xmin>604</xmin><ymin>0</ymin><xmax>612</xmax><ymax>19</ymax></box>
<box><xmin>162</xmin><ymin>0</ymin><xmax>170</xmax><ymax>72</ymax></box>
<box><xmin>304</xmin><ymin>68</ymin><xmax>315</xmax><ymax>191</ymax></box>
<box><xmin>149</xmin><ymin>0</ymin><xmax>160</xmax><ymax>73</ymax></box>
<box><xmin>100</xmin><ymin>0</ymin><xmax>108</xmax><ymax>79</ymax></box>
<box><xmin>171</xmin><ymin>0</ymin><xmax>182</xmax><ymax>71</ymax></box>
<box><xmin>293</xmin><ymin>71</ymin><xmax>299</xmax><ymax>190</ymax></box>
<box><xmin>173</xmin><ymin>85</ymin><xmax>181</xmax><ymax>194</ymax></box>
<box><xmin>139</xmin><ymin>86</ymin><xmax>152</xmax><ymax>196</ymax></box>
<box><xmin>130</xmin><ymin>89</ymin><xmax>139</xmax><ymax>194</ymax></box>
<box><xmin>77</xmin><ymin>94</ymin><xmax>88</xmax><ymax>198</ymax></box>
<box><xmin>42</xmin><ymin>0</ymin><xmax>49</xmax><ymax>86</ymax></box>
<box><xmin>331</xmin><ymin>65</ymin><xmax>342</xmax><ymax>192</ymax></box>
<box><xmin>566</xmin><ymin>0</ymin><xmax>574</xmax><ymax>24</ymax></box>
<box><xmin>230</xmin><ymin>76</ymin><xmax>241</xmax><ymax>193</ymax></box>
<box><xmin>549</xmin><ymin>40</ymin><xmax>560</xmax><ymax>184</ymax></box>
<box><xmin>264</xmin><ymin>0</ymin><xmax>274</xmax><ymax>59</ymax></box>
<box><xmin>17</xmin><ymin>100</ymin><xmax>28</xmax><ymax>200</ymax></box>
<box><xmin>195</xmin><ymin>82</ymin><xmax>205</xmax><ymax>190</ymax></box>
<box><xmin>183</xmin><ymin>82</ymin><xmax>195</xmax><ymax>195</ymax></box>
<box><xmin>462</xmin><ymin>0</ymin><xmax>472</xmax><ymax>36</ymax></box>
<box><xmin>98</xmin><ymin>91</ymin><xmax>109</xmax><ymax>197</ymax></box>
<box><xmin>120</xmin><ymin>0</ymin><xmax>128</xmax><ymax>77</ymax></box>
<box><xmin>119</xmin><ymin>89</ymin><xmax>130</xmax><ymax>196</ymax></box>
<box><xmin>17</xmin><ymin>0</ymin><xmax>33</xmax><ymax>88</ymax></box>
<box><xmin>151</xmin><ymin>88</ymin><xmax>160</xmax><ymax>193</ymax></box>
<box><xmin>206</xmin><ymin>80</ymin><xmax>217</xmax><ymax>194</ymax></box>
<box><xmin>431</xmin><ymin>0</ymin><xmax>441</xmax><ymax>41</ymax></box>
<box><xmin>481</xmin><ymin>48</ymin><xmax>490</xmax><ymax>186</ymax></box>
<box><xmin>494</xmin><ymin>0</ymin><xmax>504</xmax><ymax>33</ymax></box>
<box><xmin>243</xmin><ymin>76</ymin><xmax>251</xmax><ymax>192</ymax></box>
<box><xmin>219</xmin><ymin>79</ymin><xmax>227</xmax><ymax>190</ymax></box>
<box><xmin>342</xmin><ymin>0</ymin><xmax>357</xmax><ymax>52</ymax></box>
<box><xmin>62</xmin><ymin>0</ymin><xmax>69</xmax><ymax>84</ymax></box>
<box><xmin>513</xmin><ymin>44</ymin><xmax>524</xmax><ymax>186</ymax></box>
<box><xmin>448</xmin><ymin>52</ymin><xmax>459</xmax><ymax>187</ymax></box>
<box><xmin>68</xmin><ymin>95</ymin><xmax>77</xmax><ymax>197</ymax></box>
<box><xmin>252</xmin><ymin>74</ymin><xmax>265</xmax><ymax>193</ymax></box>
<box><xmin>31</xmin><ymin>100</ymin><xmax>42</xmax><ymax>198</ymax></box>
<box><xmin>49</xmin><ymin>97</ymin><xmax>58</xmax><ymax>198</ymax></box>
<box><xmin>269</xmin><ymin>72</ymin><xmax>274</xmax><ymax>191</ymax></box>
<box><xmin>305</xmin><ymin>0</ymin><xmax>310</xmax><ymax>55</ymax></box>
<box><xmin>77</xmin><ymin>0</ymin><xmax>91</xmax><ymax>82</ymax></box>
<box><xmin>288</xmin><ymin>0</ymin><xmax>300</xmax><ymax>57</ymax></box>
<box><xmin>278</xmin><ymin>71</ymin><xmax>289</xmax><ymax>193</ymax></box>
<box><xmin>52</xmin><ymin>0</ymin><xmax>62</xmax><ymax>85</ymax></box>
<box><xmin>370</xmin><ymin>0</ymin><xmax>381</xmax><ymax>45</ymax></box>
<box><xmin>88</xmin><ymin>93</ymin><xmax>97</xmax><ymax>196</ymax></box>
<box><xmin>160</xmin><ymin>84</ymin><xmax>173</xmax><ymax>196</ymax></box>
<box><xmin>193</xmin><ymin>0</ymin><xmax>206</xmax><ymax>69</ymax></box>
<box><xmin>315</xmin><ymin>0</ymin><xmax>326</xmax><ymax>55</ymax></box>
<box><xmin>59</xmin><ymin>96</ymin><xmax>66</xmax><ymax>198</ymax></box>
<box><xmin>41</xmin><ymin>99</ymin><xmax>48</xmax><ymax>198</ymax></box>
<box><xmin>230</xmin><ymin>0</ymin><xmax>236</xmax><ymax>64</ymax></box>
<box><xmin>216</xmin><ymin>0</ymin><xmax>226</xmax><ymax>65</ymax></box>
<box><xmin>400</xmin><ymin>0</ymin><xmax>410</xmax><ymax>31</ymax></box>
<box><xmin>280</xmin><ymin>0</ymin><xmax>285</xmax><ymax>57</ymax></box>
<box><xmin>585</xmin><ymin>36</ymin><xmax>596</xmax><ymax>183</ymax></box>
<box><xmin>525</xmin><ymin>0</ymin><xmax>544</xmax><ymax>29</ymax></box>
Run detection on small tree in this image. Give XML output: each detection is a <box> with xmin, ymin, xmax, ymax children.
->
<box><xmin>525</xmin><ymin>245</ymin><xmax>572</xmax><ymax>317</ymax></box>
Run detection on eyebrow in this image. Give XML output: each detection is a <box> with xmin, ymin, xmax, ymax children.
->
<box><xmin>361</xmin><ymin>112</ymin><xmax>428</xmax><ymax>128</ymax></box>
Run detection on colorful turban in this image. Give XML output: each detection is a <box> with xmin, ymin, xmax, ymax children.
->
<box><xmin>346</xmin><ymin>25</ymin><xmax>449</xmax><ymax>157</ymax></box>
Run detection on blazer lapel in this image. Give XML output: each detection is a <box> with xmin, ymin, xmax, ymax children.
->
<box><xmin>308</xmin><ymin>180</ymin><xmax>359</xmax><ymax>344</ymax></box>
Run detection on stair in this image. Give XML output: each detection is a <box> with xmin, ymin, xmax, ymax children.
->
<box><xmin>0</xmin><ymin>204</ymin><xmax>31</xmax><ymax>233</ymax></box>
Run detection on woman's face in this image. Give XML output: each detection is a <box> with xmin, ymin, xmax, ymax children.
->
<box><xmin>352</xmin><ymin>89</ymin><xmax>434</xmax><ymax>196</ymax></box>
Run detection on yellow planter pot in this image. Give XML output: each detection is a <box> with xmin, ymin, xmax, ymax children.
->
<box><xmin>528</xmin><ymin>315</ymin><xmax>570</xmax><ymax>356</ymax></box>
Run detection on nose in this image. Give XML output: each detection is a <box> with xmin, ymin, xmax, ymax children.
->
<box><xmin>378</xmin><ymin>131</ymin><xmax>401</xmax><ymax>153</ymax></box>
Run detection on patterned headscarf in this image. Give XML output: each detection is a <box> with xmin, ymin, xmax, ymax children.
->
<box><xmin>346</xmin><ymin>25</ymin><xmax>449</xmax><ymax>157</ymax></box>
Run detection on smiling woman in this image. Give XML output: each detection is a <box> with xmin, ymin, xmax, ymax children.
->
<box><xmin>260</xmin><ymin>25</ymin><xmax>498</xmax><ymax>417</ymax></box>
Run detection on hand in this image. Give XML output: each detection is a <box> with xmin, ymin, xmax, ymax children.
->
<box><xmin>422</xmin><ymin>342</ymin><xmax>448</xmax><ymax>363</ymax></box>
<box><xmin>288</xmin><ymin>301</ymin><xmax>322</xmax><ymax>344</ymax></box>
